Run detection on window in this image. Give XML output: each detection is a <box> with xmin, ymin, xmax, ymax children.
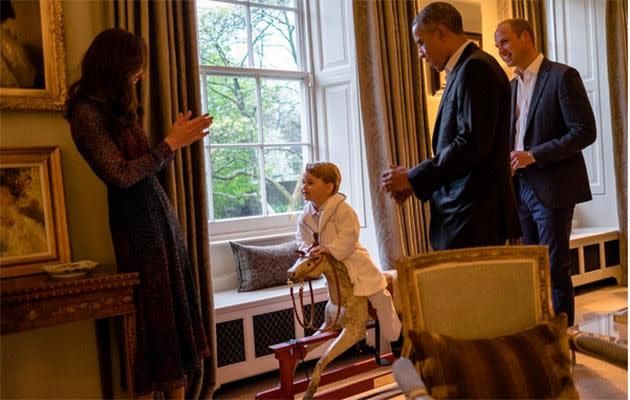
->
<box><xmin>196</xmin><ymin>0</ymin><xmax>312</xmax><ymax>236</ymax></box>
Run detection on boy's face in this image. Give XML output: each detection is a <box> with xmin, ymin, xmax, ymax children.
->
<box><xmin>301</xmin><ymin>172</ymin><xmax>334</xmax><ymax>208</ymax></box>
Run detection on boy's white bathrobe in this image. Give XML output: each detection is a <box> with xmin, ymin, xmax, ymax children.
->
<box><xmin>296</xmin><ymin>193</ymin><xmax>386</xmax><ymax>297</ymax></box>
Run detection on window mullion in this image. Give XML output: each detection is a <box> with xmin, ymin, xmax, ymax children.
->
<box><xmin>256</xmin><ymin>77</ymin><xmax>268</xmax><ymax>217</ymax></box>
<box><xmin>200</xmin><ymin>71</ymin><xmax>216</xmax><ymax>222</ymax></box>
<box><xmin>245</xmin><ymin>3</ymin><xmax>253</xmax><ymax>68</ymax></box>
<box><xmin>206</xmin><ymin>148</ymin><xmax>216</xmax><ymax>222</ymax></box>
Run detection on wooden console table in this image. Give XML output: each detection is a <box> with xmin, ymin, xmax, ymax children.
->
<box><xmin>1</xmin><ymin>266</ymin><xmax>140</xmax><ymax>397</ymax></box>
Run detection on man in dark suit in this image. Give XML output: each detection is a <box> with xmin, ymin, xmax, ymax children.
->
<box><xmin>494</xmin><ymin>19</ymin><xmax>596</xmax><ymax>326</ymax></box>
<box><xmin>381</xmin><ymin>2</ymin><xmax>520</xmax><ymax>251</ymax></box>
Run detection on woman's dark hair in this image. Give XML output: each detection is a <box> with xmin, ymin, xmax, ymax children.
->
<box><xmin>65</xmin><ymin>28</ymin><xmax>146</xmax><ymax>125</ymax></box>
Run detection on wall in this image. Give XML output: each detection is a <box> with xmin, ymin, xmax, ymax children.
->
<box><xmin>0</xmin><ymin>1</ymin><xmax>114</xmax><ymax>398</ymax></box>
<box><xmin>545</xmin><ymin>0</ymin><xmax>619</xmax><ymax>228</ymax></box>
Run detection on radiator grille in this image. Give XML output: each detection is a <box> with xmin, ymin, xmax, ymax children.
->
<box><xmin>303</xmin><ymin>301</ymin><xmax>327</xmax><ymax>336</ymax></box>
<box><xmin>570</xmin><ymin>248</ymin><xmax>579</xmax><ymax>276</ymax></box>
<box><xmin>253</xmin><ymin>309</ymin><xmax>295</xmax><ymax>357</ymax></box>
<box><xmin>605</xmin><ymin>239</ymin><xmax>621</xmax><ymax>267</ymax></box>
<box><xmin>584</xmin><ymin>244</ymin><xmax>601</xmax><ymax>272</ymax></box>
<box><xmin>216</xmin><ymin>319</ymin><xmax>245</xmax><ymax>367</ymax></box>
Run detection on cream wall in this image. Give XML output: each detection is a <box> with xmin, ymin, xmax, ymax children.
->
<box><xmin>1</xmin><ymin>1</ymin><xmax>114</xmax><ymax>398</ymax></box>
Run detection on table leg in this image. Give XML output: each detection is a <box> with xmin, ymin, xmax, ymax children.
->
<box><xmin>95</xmin><ymin>319</ymin><xmax>113</xmax><ymax>399</ymax></box>
<box><xmin>123</xmin><ymin>312</ymin><xmax>136</xmax><ymax>398</ymax></box>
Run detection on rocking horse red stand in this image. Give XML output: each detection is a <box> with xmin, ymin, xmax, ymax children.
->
<box><xmin>255</xmin><ymin>254</ymin><xmax>397</xmax><ymax>400</ymax></box>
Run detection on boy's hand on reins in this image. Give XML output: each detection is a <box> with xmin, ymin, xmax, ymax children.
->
<box><xmin>308</xmin><ymin>245</ymin><xmax>329</xmax><ymax>257</ymax></box>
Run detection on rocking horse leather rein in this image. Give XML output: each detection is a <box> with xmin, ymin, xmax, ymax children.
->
<box><xmin>288</xmin><ymin>235</ymin><xmax>342</xmax><ymax>332</ymax></box>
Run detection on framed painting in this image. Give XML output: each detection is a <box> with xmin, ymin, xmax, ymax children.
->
<box><xmin>0</xmin><ymin>0</ymin><xmax>67</xmax><ymax>111</ymax></box>
<box><xmin>0</xmin><ymin>147</ymin><xmax>70</xmax><ymax>278</ymax></box>
<box><xmin>430</xmin><ymin>32</ymin><xmax>483</xmax><ymax>95</ymax></box>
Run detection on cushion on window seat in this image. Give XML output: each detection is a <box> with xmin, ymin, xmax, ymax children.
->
<box><xmin>230</xmin><ymin>240</ymin><xmax>300</xmax><ymax>292</ymax></box>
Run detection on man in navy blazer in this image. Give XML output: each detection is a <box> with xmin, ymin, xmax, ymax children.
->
<box><xmin>381</xmin><ymin>2</ymin><xmax>520</xmax><ymax>251</ymax></box>
<box><xmin>495</xmin><ymin>19</ymin><xmax>596</xmax><ymax>326</ymax></box>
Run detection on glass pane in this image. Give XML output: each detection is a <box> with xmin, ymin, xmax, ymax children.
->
<box><xmin>211</xmin><ymin>148</ymin><xmax>262</xmax><ymax>220</ymax></box>
<box><xmin>197</xmin><ymin>1</ymin><xmax>248</xmax><ymax>67</ymax></box>
<box><xmin>254</xmin><ymin>0</ymin><xmax>295</xmax><ymax>6</ymax></box>
<box><xmin>261</xmin><ymin>79</ymin><xmax>303</xmax><ymax>143</ymax></box>
<box><xmin>264</xmin><ymin>146</ymin><xmax>306</xmax><ymax>214</ymax></box>
<box><xmin>205</xmin><ymin>75</ymin><xmax>258</xmax><ymax>144</ymax></box>
<box><xmin>251</xmin><ymin>7</ymin><xmax>299</xmax><ymax>70</ymax></box>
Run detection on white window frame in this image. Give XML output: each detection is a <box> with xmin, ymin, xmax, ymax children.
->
<box><xmin>197</xmin><ymin>0</ymin><xmax>317</xmax><ymax>240</ymax></box>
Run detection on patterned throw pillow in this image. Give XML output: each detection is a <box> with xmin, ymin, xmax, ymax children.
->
<box><xmin>230</xmin><ymin>241</ymin><xmax>300</xmax><ymax>292</ymax></box>
<box><xmin>408</xmin><ymin>314</ymin><xmax>578</xmax><ymax>399</ymax></box>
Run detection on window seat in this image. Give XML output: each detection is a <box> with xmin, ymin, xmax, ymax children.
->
<box><xmin>211</xmin><ymin>237</ymin><xmax>332</xmax><ymax>386</ymax></box>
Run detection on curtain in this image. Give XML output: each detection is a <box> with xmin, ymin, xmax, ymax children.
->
<box><xmin>113</xmin><ymin>0</ymin><xmax>217</xmax><ymax>397</ymax></box>
<box><xmin>606</xmin><ymin>0</ymin><xmax>628</xmax><ymax>285</ymax></box>
<box><xmin>511</xmin><ymin>0</ymin><xmax>547</xmax><ymax>54</ymax></box>
<box><xmin>352</xmin><ymin>0</ymin><xmax>432</xmax><ymax>269</ymax></box>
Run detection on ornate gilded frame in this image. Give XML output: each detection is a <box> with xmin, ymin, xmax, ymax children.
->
<box><xmin>0</xmin><ymin>0</ymin><xmax>67</xmax><ymax>111</ymax></box>
<box><xmin>0</xmin><ymin>147</ymin><xmax>70</xmax><ymax>278</ymax></box>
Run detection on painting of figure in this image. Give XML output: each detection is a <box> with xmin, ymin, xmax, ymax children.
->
<box><xmin>0</xmin><ymin>166</ymin><xmax>50</xmax><ymax>261</ymax></box>
<box><xmin>0</xmin><ymin>0</ymin><xmax>66</xmax><ymax>111</ymax></box>
<box><xmin>0</xmin><ymin>0</ymin><xmax>45</xmax><ymax>89</ymax></box>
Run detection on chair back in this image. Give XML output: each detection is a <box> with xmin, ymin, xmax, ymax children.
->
<box><xmin>395</xmin><ymin>245</ymin><xmax>554</xmax><ymax>355</ymax></box>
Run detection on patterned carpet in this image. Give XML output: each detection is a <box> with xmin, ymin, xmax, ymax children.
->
<box><xmin>573</xmin><ymin>352</ymin><xmax>627</xmax><ymax>400</ymax></box>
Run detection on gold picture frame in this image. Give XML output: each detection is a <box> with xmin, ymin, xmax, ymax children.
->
<box><xmin>430</xmin><ymin>32</ymin><xmax>482</xmax><ymax>95</ymax></box>
<box><xmin>0</xmin><ymin>0</ymin><xmax>67</xmax><ymax>111</ymax></box>
<box><xmin>0</xmin><ymin>147</ymin><xmax>70</xmax><ymax>278</ymax></box>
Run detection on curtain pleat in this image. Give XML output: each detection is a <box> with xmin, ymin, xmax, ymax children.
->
<box><xmin>113</xmin><ymin>0</ymin><xmax>217</xmax><ymax>397</ymax></box>
<box><xmin>606</xmin><ymin>0</ymin><xmax>628</xmax><ymax>285</ymax></box>
<box><xmin>511</xmin><ymin>0</ymin><xmax>547</xmax><ymax>53</ymax></box>
<box><xmin>353</xmin><ymin>0</ymin><xmax>431</xmax><ymax>268</ymax></box>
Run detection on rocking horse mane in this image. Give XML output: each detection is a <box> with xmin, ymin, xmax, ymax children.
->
<box><xmin>290</xmin><ymin>253</ymin><xmax>352</xmax><ymax>292</ymax></box>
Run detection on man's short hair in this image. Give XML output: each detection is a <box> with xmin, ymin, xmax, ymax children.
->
<box><xmin>502</xmin><ymin>18</ymin><xmax>536</xmax><ymax>44</ymax></box>
<box><xmin>412</xmin><ymin>2</ymin><xmax>464</xmax><ymax>34</ymax></box>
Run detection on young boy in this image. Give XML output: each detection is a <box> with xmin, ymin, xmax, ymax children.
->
<box><xmin>297</xmin><ymin>161</ymin><xmax>401</xmax><ymax>342</ymax></box>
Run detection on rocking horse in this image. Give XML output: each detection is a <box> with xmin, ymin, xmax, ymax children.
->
<box><xmin>279</xmin><ymin>252</ymin><xmax>393</xmax><ymax>399</ymax></box>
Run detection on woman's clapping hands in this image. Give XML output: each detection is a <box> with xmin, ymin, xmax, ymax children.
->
<box><xmin>165</xmin><ymin>111</ymin><xmax>213</xmax><ymax>150</ymax></box>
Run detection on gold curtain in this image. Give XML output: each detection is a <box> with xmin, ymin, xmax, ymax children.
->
<box><xmin>112</xmin><ymin>0</ymin><xmax>217</xmax><ymax>397</ymax></box>
<box><xmin>606</xmin><ymin>0</ymin><xmax>628</xmax><ymax>285</ymax></box>
<box><xmin>352</xmin><ymin>0</ymin><xmax>432</xmax><ymax>268</ymax></box>
<box><xmin>511</xmin><ymin>0</ymin><xmax>547</xmax><ymax>53</ymax></box>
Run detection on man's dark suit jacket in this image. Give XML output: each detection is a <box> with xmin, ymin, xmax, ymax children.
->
<box><xmin>510</xmin><ymin>58</ymin><xmax>596</xmax><ymax>208</ymax></box>
<box><xmin>408</xmin><ymin>43</ymin><xmax>521</xmax><ymax>250</ymax></box>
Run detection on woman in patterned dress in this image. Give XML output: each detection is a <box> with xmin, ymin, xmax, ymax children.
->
<box><xmin>65</xmin><ymin>28</ymin><xmax>212</xmax><ymax>399</ymax></box>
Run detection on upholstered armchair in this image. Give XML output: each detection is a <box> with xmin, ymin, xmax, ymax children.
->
<box><xmin>393</xmin><ymin>245</ymin><xmax>577</xmax><ymax>399</ymax></box>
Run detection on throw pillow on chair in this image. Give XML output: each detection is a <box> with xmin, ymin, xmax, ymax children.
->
<box><xmin>408</xmin><ymin>314</ymin><xmax>578</xmax><ymax>399</ymax></box>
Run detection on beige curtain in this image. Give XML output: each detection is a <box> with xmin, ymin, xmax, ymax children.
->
<box><xmin>353</xmin><ymin>0</ymin><xmax>432</xmax><ymax>268</ymax></box>
<box><xmin>113</xmin><ymin>0</ymin><xmax>217</xmax><ymax>397</ymax></box>
<box><xmin>606</xmin><ymin>0</ymin><xmax>628</xmax><ymax>285</ymax></box>
<box><xmin>511</xmin><ymin>0</ymin><xmax>547</xmax><ymax>53</ymax></box>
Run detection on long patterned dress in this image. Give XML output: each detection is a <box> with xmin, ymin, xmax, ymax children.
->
<box><xmin>69</xmin><ymin>99</ymin><xmax>209</xmax><ymax>395</ymax></box>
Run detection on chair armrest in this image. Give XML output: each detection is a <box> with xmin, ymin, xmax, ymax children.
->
<box><xmin>569</xmin><ymin>333</ymin><xmax>628</xmax><ymax>369</ymax></box>
<box><xmin>393</xmin><ymin>357</ymin><xmax>432</xmax><ymax>400</ymax></box>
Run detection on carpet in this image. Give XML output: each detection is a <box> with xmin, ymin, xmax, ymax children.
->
<box><xmin>573</xmin><ymin>352</ymin><xmax>627</xmax><ymax>400</ymax></box>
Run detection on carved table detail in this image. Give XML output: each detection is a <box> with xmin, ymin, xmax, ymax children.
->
<box><xmin>1</xmin><ymin>267</ymin><xmax>140</xmax><ymax>397</ymax></box>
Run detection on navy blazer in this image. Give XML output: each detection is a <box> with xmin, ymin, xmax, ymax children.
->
<box><xmin>511</xmin><ymin>58</ymin><xmax>596</xmax><ymax>208</ymax></box>
<box><xmin>408</xmin><ymin>43</ymin><xmax>521</xmax><ymax>250</ymax></box>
